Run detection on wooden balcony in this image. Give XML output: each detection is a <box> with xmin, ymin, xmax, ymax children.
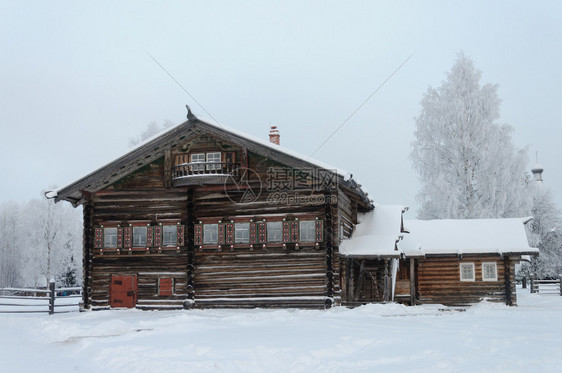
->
<box><xmin>172</xmin><ymin>162</ymin><xmax>240</xmax><ymax>186</ymax></box>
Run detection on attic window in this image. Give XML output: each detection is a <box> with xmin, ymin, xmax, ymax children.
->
<box><xmin>206</xmin><ymin>152</ymin><xmax>221</xmax><ymax>170</ymax></box>
<box><xmin>190</xmin><ymin>153</ymin><xmax>205</xmax><ymax>172</ymax></box>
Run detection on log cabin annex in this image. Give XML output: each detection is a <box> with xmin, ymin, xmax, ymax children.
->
<box><xmin>53</xmin><ymin>106</ymin><xmax>537</xmax><ymax>310</ymax></box>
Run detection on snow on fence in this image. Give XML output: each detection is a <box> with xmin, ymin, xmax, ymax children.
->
<box><xmin>0</xmin><ymin>281</ymin><xmax>81</xmax><ymax>314</ymax></box>
<box><xmin>529</xmin><ymin>275</ymin><xmax>562</xmax><ymax>296</ymax></box>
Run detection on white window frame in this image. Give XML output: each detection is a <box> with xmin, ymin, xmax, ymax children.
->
<box><xmin>190</xmin><ymin>153</ymin><xmax>205</xmax><ymax>172</ymax></box>
<box><xmin>206</xmin><ymin>152</ymin><xmax>222</xmax><ymax>171</ymax></box>
<box><xmin>267</xmin><ymin>221</ymin><xmax>283</xmax><ymax>243</ymax></box>
<box><xmin>162</xmin><ymin>225</ymin><xmax>178</xmax><ymax>247</ymax></box>
<box><xmin>482</xmin><ymin>262</ymin><xmax>498</xmax><ymax>281</ymax></box>
<box><xmin>299</xmin><ymin>220</ymin><xmax>316</xmax><ymax>242</ymax></box>
<box><xmin>234</xmin><ymin>222</ymin><xmax>250</xmax><ymax>244</ymax></box>
<box><xmin>104</xmin><ymin>227</ymin><xmax>118</xmax><ymax>248</ymax></box>
<box><xmin>459</xmin><ymin>263</ymin><xmax>475</xmax><ymax>282</ymax></box>
<box><xmin>132</xmin><ymin>226</ymin><xmax>147</xmax><ymax>247</ymax></box>
<box><xmin>203</xmin><ymin>224</ymin><xmax>218</xmax><ymax>245</ymax></box>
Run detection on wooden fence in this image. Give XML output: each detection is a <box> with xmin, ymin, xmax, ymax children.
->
<box><xmin>529</xmin><ymin>275</ymin><xmax>562</xmax><ymax>295</ymax></box>
<box><xmin>0</xmin><ymin>281</ymin><xmax>81</xmax><ymax>314</ymax></box>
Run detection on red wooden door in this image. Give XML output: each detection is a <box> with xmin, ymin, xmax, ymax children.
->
<box><xmin>110</xmin><ymin>275</ymin><xmax>137</xmax><ymax>308</ymax></box>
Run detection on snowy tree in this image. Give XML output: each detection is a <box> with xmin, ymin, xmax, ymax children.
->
<box><xmin>129</xmin><ymin>119</ymin><xmax>175</xmax><ymax>147</ymax></box>
<box><xmin>0</xmin><ymin>196</ymin><xmax>82</xmax><ymax>288</ymax></box>
<box><xmin>411</xmin><ymin>52</ymin><xmax>531</xmax><ymax>219</ymax></box>
<box><xmin>25</xmin><ymin>195</ymin><xmax>82</xmax><ymax>287</ymax></box>
<box><xmin>0</xmin><ymin>202</ymin><xmax>24</xmax><ymax>287</ymax></box>
<box><xmin>522</xmin><ymin>184</ymin><xmax>562</xmax><ymax>279</ymax></box>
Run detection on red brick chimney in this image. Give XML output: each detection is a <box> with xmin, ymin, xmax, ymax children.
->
<box><xmin>269</xmin><ymin>125</ymin><xmax>280</xmax><ymax>145</ymax></box>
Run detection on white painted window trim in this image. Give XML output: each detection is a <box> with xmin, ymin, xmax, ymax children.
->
<box><xmin>206</xmin><ymin>152</ymin><xmax>222</xmax><ymax>170</ymax></box>
<box><xmin>299</xmin><ymin>220</ymin><xmax>316</xmax><ymax>242</ymax></box>
<box><xmin>203</xmin><ymin>223</ymin><xmax>218</xmax><ymax>245</ymax></box>
<box><xmin>459</xmin><ymin>263</ymin><xmax>475</xmax><ymax>282</ymax></box>
<box><xmin>234</xmin><ymin>222</ymin><xmax>250</xmax><ymax>244</ymax></box>
<box><xmin>266</xmin><ymin>221</ymin><xmax>283</xmax><ymax>243</ymax></box>
<box><xmin>162</xmin><ymin>225</ymin><xmax>178</xmax><ymax>247</ymax></box>
<box><xmin>104</xmin><ymin>227</ymin><xmax>118</xmax><ymax>248</ymax></box>
<box><xmin>482</xmin><ymin>262</ymin><xmax>498</xmax><ymax>281</ymax></box>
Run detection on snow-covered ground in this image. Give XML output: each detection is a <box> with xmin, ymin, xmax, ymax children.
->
<box><xmin>1</xmin><ymin>288</ymin><xmax>561</xmax><ymax>373</ymax></box>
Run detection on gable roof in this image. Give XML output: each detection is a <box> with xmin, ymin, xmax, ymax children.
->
<box><xmin>399</xmin><ymin>218</ymin><xmax>538</xmax><ymax>256</ymax></box>
<box><xmin>54</xmin><ymin>108</ymin><xmax>372</xmax><ymax>207</ymax></box>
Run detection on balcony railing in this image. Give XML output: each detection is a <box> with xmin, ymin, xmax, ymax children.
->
<box><xmin>172</xmin><ymin>162</ymin><xmax>240</xmax><ymax>186</ymax></box>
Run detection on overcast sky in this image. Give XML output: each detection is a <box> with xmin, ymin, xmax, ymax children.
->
<box><xmin>1</xmin><ymin>1</ymin><xmax>561</xmax><ymax>214</ymax></box>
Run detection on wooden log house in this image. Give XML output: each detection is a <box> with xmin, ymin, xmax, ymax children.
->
<box><xmin>340</xmin><ymin>207</ymin><xmax>538</xmax><ymax>307</ymax></box>
<box><xmin>54</xmin><ymin>106</ymin><xmax>538</xmax><ymax>310</ymax></box>
<box><xmin>54</xmin><ymin>107</ymin><xmax>373</xmax><ymax>310</ymax></box>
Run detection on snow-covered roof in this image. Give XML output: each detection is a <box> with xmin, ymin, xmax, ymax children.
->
<box><xmin>399</xmin><ymin>218</ymin><xmax>538</xmax><ymax>256</ymax></box>
<box><xmin>199</xmin><ymin>116</ymin><xmax>350</xmax><ymax>177</ymax></box>
<box><xmin>340</xmin><ymin>205</ymin><xmax>408</xmax><ymax>258</ymax></box>
<box><xmin>54</xmin><ymin>108</ymin><xmax>372</xmax><ymax>206</ymax></box>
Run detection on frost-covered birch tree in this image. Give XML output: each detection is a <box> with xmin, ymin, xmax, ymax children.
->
<box><xmin>411</xmin><ymin>52</ymin><xmax>531</xmax><ymax>219</ymax></box>
<box><xmin>0</xmin><ymin>197</ymin><xmax>82</xmax><ymax>288</ymax></box>
<box><xmin>524</xmin><ymin>185</ymin><xmax>562</xmax><ymax>278</ymax></box>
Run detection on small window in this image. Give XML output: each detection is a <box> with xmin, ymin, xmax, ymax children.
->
<box><xmin>235</xmin><ymin>222</ymin><xmax>250</xmax><ymax>244</ymax></box>
<box><xmin>159</xmin><ymin>278</ymin><xmax>173</xmax><ymax>296</ymax></box>
<box><xmin>190</xmin><ymin>153</ymin><xmax>205</xmax><ymax>172</ymax></box>
<box><xmin>206</xmin><ymin>152</ymin><xmax>221</xmax><ymax>171</ymax></box>
<box><xmin>133</xmin><ymin>226</ymin><xmax>147</xmax><ymax>247</ymax></box>
<box><xmin>203</xmin><ymin>224</ymin><xmax>218</xmax><ymax>245</ymax></box>
<box><xmin>459</xmin><ymin>263</ymin><xmax>475</xmax><ymax>282</ymax></box>
<box><xmin>299</xmin><ymin>220</ymin><xmax>316</xmax><ymax>242</ymax></box>
<box><xmin>267</xmin><ymin>221</ymin><xmax>283</xmax><ymax>243</ymax></box>
<box><xmin>482</xmin><ymin>262</ymin><xmax>498</xmax><ymax>281</ymax></box>
<box><xmin>162</xmin><ymin>225</ymin><xmax>178</xmax><ymax>246</ymax></box>
<box><xmin>104</xmin><ymin>227</ymin><xmax>117</xmax><ymax>248</ymax></box>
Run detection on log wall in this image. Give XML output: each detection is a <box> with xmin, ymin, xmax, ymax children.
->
<box><xmin>83</xmin><ymin>133</ymin><xmax>352</xmax><ymax>309</ymax></box>
<box><xmin>416</xmin><ymin>256</ymin><xmax>517</xmax><ymax>306</ymax></box>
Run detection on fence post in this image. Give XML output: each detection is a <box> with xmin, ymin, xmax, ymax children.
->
<box><xmin>49</xmin><ymin>280</ymin><xmax>55</xmax><ymax>315</ymax></box>
<box><xmin>522</xmin><ymin>276</ymin><xmax>527</xmax><ymax>289</ymax></box>
<box><xmin>530</xmin><ymin>274</ymin><xmax>535</xmax><ymax>293</ymax></box>
<box><xmin>559</xmin><ymin>275</ymin><xmax>562</xmax><ymax>297</ymax></box>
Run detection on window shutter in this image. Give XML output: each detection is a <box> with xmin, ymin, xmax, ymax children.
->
<box><xmin>159</xmin><ymin>278</ymin><xmax>173</xmax><ymax>296</ymax></box>
<box><xmin>315</xmin><ymin>220</ymin><xmax>324</xmax><ymax>242</ymax></box>
<box><xmin>249</xmin><ymin>222</ymin><xmax>257</xmax><ymax>244</ymax></box>
<box><xmin>154</xmin><ymin>225</ymin><xmax>162</xmax><ymax>247</ymax></box>
<box><xmin>226</xmin><ymin>223</ymin><xmax>234</xmax><ymax>245</ymax></box>
<box><xmin>116</xmin><ymin>227</ymin><xmax>123</xmax><ymax>248</ymax></box>
<box><xmin>194</xmin><ymin>224</ymin><xmax>203</xmax><ymax>246</ymax></box>
<box><xmin>94</xmin><ymin>227</ymin><xmax>103</xmax><ymax>248</ymax></box>
<box><xmin>177</xmin><ymin>225</ymin><xmax>185</xmax><ymax>246</ymax></box>
<box><xmin>257</xmin><ymin>222</ymin><xmax>266</xmax><ymax>244</ymax></box>
<box><xmin>218</xmin><ymin>224</ymin><xmax>226</xmax><ymax>245</ymax></box>
<box><xmin>282</xmin><ymin>221</ymin><xmax>291</xmax><ymax>243</ymax></box>
<box><xmin>124</xmin><ymin>227</ymin><xmax>133</xmax><ymax>248</ymax></box>
<box><xmin>290</xmin><ymin>221</ymin><xmax>299</xmax><ymax>243</ymax></box>
<box><xmin>146</xmin><ymin>226</ymin><xmax>154</xmax><ymax>247</ymax></box>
